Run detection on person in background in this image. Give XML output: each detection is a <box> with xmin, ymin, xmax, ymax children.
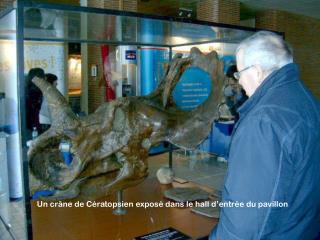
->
<box><xmin>39</xmin><ymin>73</ymin><xmax>58</xmax><ymax>133</ymax></box>
<box><xmin>26</xmin><ymin>68</ymin><xmax>45</xmax><ymax>132</ymax></box>
<box><xmin>223</xmin><ymin>64</ymin><xmax>248</xmax><ymax>122</ymax></box>
<box><xmin>210</xmin><ymin>31</ymin><xmax>320</xmax><ymax>239</ymax></box>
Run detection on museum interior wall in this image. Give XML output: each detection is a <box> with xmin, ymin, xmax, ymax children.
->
<box><xmin>256</xmin><ymin>9</ymin><xmax>320</xmax><ymax>98</ymax></box>
<box><xmin>0</xmin><ymin>0</ymin><xmax>13</xmax><ymax>11</ymax></box>
<box><xmin>2</xmin><ymin>0</ymin><xmax>317</xmax><ymax>102</ymax></box>
<box><xmin>86</xmin><ymin>0</ymin><xmax>138</xmax><ymax>113</ymax></box>
<box><xmin>196</xmin><ymin>0</ymin><xmax>240</xmax><ymax>25</ymax></box>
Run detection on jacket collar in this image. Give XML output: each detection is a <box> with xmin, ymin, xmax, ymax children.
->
<box><xmin>238</xmin><ymin>63</ymin><xmax>300</xmax><ymax>116</ymax></box>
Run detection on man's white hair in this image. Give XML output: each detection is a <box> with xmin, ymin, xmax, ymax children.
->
<box><xmin>236</xmin><ymin>31</ymin><xmax>293</xmax><ymax>72</ymax></box>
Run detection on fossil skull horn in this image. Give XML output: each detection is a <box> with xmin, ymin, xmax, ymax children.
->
<box><xmin>32</xmin><ymin>77</ymin><xmax>80</xmax><ymax>129</ymax></box>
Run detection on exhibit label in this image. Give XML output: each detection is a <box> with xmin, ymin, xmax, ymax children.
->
<box><xmin>134</xmin><ymin>227</ymin><xmax>191</xmax><ymax>240</ymax></box>
<box><xmin>173</xmin><ymin>66</ymin><xmax>211</xmax><ymax>111</ymax></box>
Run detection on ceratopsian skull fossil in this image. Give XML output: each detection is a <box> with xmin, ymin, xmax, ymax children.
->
<box><xmin>28</xmin><ymin>47</ymin><xmax>225</xmax><ymax>200</ymax></box>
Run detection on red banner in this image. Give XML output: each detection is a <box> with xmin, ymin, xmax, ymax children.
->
<box><xmin>101</xmin><ymin>45</ymin><xmax>116</xmax><ymax>101</ymax></box>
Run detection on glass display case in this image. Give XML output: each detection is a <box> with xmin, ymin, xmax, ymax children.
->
<box><xmin>0</xmin><ymin>2</ymin><xmax>274</xmax><ymax>239</ymax></box>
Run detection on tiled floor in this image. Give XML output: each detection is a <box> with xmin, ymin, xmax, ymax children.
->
<box><xmin>0</xmin><ymin>200</ymin><xmax>27</xmax><ymax>240</ymax></box>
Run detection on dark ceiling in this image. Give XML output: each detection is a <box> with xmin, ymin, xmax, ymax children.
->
<box><xmin>137</xmin><ymin>0</ymin><xmax>199</xmax><ymax>17</ymax></box>
<box><xmin>31</xmin><ymin>0</ymin><xmax>320</xmax><ymax>20</ymax></box>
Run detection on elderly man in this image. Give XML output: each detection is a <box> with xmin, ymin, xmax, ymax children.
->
<box><xmin>210</xmin><ymin>31</ymin><xmax>320</xmax><ymax>239</ymax></box>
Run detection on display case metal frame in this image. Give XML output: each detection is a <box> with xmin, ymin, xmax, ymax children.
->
<box><xmin>0</xmin><ymin>1</ymin><xmax>282</xmax><ymax>239</ymax></box>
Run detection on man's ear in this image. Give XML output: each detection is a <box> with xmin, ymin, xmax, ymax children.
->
<box><xmin>255</xmin><ymin>65</ymin><xmax>265</xmax><ymax>84</ymax></box>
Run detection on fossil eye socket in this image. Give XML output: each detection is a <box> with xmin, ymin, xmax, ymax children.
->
<box><xmin>29</xmin><ymin>135</ymin><xmax>73</xmax><ymax>187</ymax></box>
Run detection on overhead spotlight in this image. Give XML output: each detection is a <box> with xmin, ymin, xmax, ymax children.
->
<box><xmin>178</xmin><ymin>7</ymin><xmax>193</xmax><ymax>19</ymax></box>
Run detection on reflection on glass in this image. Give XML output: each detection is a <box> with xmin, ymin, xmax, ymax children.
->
<box><xmin>1</xmin><ymin>4</ymin><xmax>259</xmax><ymax>240</ymax></box>
<box><xmin>23</xmin><ymin>6</ymin><xmax>255</xmax><ymax>46</ymax></box>
<box><xmin>0</xmin><ymin>9</ymin><xmax>27</xmax><ymax>240</ymax></box>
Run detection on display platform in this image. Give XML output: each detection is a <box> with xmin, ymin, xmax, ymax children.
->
<box><xmin>31</xmin><ymin>154</ymin><xmax>218</xmax><ymax>240</ymax></box>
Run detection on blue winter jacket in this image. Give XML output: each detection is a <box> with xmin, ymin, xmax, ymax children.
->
<box><xmin>210</xmin><ymin>63</ymin><xmax>320</xmax><ymax>240</ymax></box>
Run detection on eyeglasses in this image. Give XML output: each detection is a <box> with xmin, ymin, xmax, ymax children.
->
<box><xmin>233</xmin><ymin>65</ymin><xmax>254</xmax><ymax>80</ymax></box>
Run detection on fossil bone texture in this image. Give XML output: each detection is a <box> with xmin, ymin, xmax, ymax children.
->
<box><xmin>28</xmin><ymin>47</ymin><xmax>225</xmax><ymax>200</ymax></box>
